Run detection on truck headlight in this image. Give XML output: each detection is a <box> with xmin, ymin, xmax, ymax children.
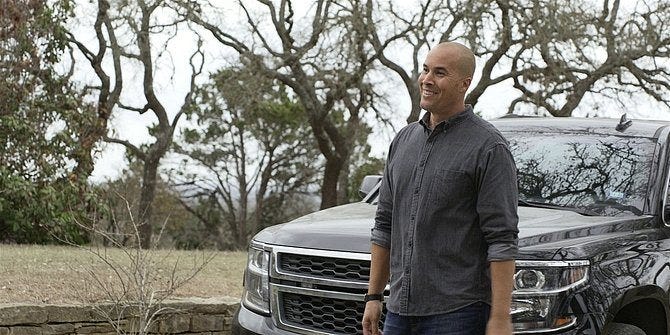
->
<box><xmin>512</xmin><ymin>260</ymin><xmax>589</xmax><ymax>333</ymax></box>
<box><xmin>242</xmin><ymin>242</ymin><xmax>270</xmax><ymax>315</ymax></box>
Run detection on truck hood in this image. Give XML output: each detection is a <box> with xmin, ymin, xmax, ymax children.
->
<box><xmin>253</xmin><ymin>202</ymin><xmax>654</xmax><ymax>253</ymax></box>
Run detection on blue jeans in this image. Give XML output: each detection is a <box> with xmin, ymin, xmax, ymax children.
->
<box><xmin>383</xmin><ymin>302</ymin><xmax>490</xmax><ymax>335</ymax></box>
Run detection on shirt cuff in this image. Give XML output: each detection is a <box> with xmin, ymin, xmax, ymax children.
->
<box><xmin>370</xmin><ymin>227</ymin><xmax>391</xmax><ymax>249</ymax></box>
<box><xmin>487</xmin><ymin>242</ymin><xmax>518</xmax><ymax>262</ymax></box>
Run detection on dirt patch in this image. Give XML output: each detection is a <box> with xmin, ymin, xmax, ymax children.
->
<box><xmin>0</xmin><ymin>244</ymin><xmax>246</xmax><ymax>304</ymax></box>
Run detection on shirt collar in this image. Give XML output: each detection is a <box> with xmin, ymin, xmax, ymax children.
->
<box><xmin>419</xmin><ymin>105</ymin><xmax>474</xmax><ymax>131</ymax></box>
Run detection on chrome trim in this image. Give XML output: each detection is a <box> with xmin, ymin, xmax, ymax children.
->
<box><xmin>514</xmin><ymin>317</ymin><xmax>578</xmax><ymax>334</ymax></box>
<box><xmin>515</xmin><ymin>260</ymin><xmax>590</xmax><ymax>267</ymax></box>
<box><xmin>663</xmin><ymin>158</ymin><xmax>670</xmax><ymax>224</ymax></box>
<box><xmin>270</xmin><ymin>245</ymin><xmax>371</xmax><ymax>290</ymax></box>
<box><xmin>644</xmin><ymin>127</ymin><xmax>669</xmax><ymax>217</ymax></box>
<box><xmin>272</xmin><ymin>245</ymin><xmax>371</xmax><ymax>260</ymax></box>
<box><xmin>250</xmin><ymin>240</ymin><xmax>267</xmax><ymax>250</ymax></box>
<box><xmin>272</xmin><ymin>282</ymin><xmax>367</xmax><ymax>301</ymax></box>
<box><xmin>653</xmin><ymin>125</ymin><xmax>670</xmax><ymax>224</ymax></box>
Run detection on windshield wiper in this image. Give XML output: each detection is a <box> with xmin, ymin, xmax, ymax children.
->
<box><xmin>518</xmin><ymin>199</ymin><xmax>600</xmax><ymax>216</ymax></box>
<box><xmin>585</xmin><ymin>201</ymin><xmax>643</xmax><ymax>216</ymax></box>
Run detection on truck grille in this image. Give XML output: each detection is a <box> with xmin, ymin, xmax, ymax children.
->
<box><xmin>282</xmin><ymin>292</ymin><xmax>362</xmax><ymax>333</ymax></box>
<box><xmin>271</xmin><ymin>247</ymin><xmax>382</xmax><ymax>334</ymax></box>
<box><xmin>281</xmin><ymin>292</ymin><xmax>385</xmax><ymax>335</ymax></box>
<box><xmin>278</xmin><ymin>253</ymin><xmax>371</xmax><ymax>281</ymax></box>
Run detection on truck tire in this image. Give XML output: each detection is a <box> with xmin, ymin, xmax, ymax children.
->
<box><xmin>606</xmin><ymin>322</ymin><xmax>646</xmax><ymax>335</ymax></box>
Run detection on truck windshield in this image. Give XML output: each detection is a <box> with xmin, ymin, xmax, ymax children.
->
<box><xmin>369</xmin><ymin>132</ymin><xmax>656</xmax><ymax>217</ymax></box>
<box><xmin>508</xmin><ymin>132</ymin><xmax>655</xmax><ymax>216</ymax></box>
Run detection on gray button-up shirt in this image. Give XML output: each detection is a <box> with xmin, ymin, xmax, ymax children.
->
<box><xmin>371</xmin><ymin>106</ymin><xmax>519</xmax><ymax>316</ymax></box>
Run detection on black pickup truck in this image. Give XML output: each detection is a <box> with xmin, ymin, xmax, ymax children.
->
<box><xmin>232</xmin><ymin>116</ymin><xmax>670</xmax><ymax>335</ymax></box>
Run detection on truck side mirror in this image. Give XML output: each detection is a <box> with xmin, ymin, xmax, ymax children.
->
<box><xmin>359</xmin><ymin>175</ymin><xmax>382</xmax><ymax>199</ymax></box>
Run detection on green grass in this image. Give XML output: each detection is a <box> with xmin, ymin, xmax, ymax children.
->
<box><xmin>0</xmin><ymin>244</ymin><xmax>246</xmax><ymax>305</ymax></box>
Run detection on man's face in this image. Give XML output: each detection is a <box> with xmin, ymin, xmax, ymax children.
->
<box><xmin>418</xmin><ymin>47</ymin><xmax>471</xmax><ymax>113</ymax></box>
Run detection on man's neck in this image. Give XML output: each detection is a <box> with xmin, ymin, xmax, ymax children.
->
<box><xmin>428</xmin><ymin>104</ymin><xmax>466</xmax><ymax>128</ymax></box>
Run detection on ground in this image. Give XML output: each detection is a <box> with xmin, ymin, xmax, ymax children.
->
<box><xmin>0</xmin><ymin>244</ymin><xmax>246</xmax><ymax>305</ymax></box>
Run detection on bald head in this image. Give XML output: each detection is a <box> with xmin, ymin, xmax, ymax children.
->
<box><xmin>418</xmin><ymin>41</ymin><xmax>476</xmax><ymax>119</ymax></box>
<box><xmin>432</xmin><ymin>42</ymin><xmax>476</xmax><ymax>78</ymax></box>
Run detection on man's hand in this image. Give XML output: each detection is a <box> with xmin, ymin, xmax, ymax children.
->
<box><xmin>486</xmin><ymin>314</ymin><xmax>513</xmax><ymax>335</ymax></box>
<box><xmin>362</xmin><ymin>300</ymin><xmax>383</xmax><ymax>335</ymax></box>
<box><xmin>364</xmin><ymin>244</ymin><xmax>389</xmax><ymax>334</ymax></box>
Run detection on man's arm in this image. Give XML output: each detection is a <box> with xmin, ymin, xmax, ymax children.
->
<box><xmin>487</xmin><ymin>260</ymin><xmax>515</xmax><ymax>335</ymax></box>
<box><xmin>362</xmin><ymin>243</ymin><xmax>390</xmax><ymax>335</ymax></box>
<box><xmin>475</xmin><ymin>143</ymin><xmax>518</xmax><ymax>334</ymax></box>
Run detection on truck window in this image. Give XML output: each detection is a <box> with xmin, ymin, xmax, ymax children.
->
<box><xmin>370</xmin><ymin>132</ymin><xmax>655</xmax><ymax>216</ymax></box>
<box><xmin>508</xmin><ymin>132</ymin><xmax>655</xmax><ymax>216</ymax></box>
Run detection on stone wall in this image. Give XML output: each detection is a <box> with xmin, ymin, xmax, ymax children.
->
<box><xmin>0</xmin><ymin>297</ymin><xmax>239</xmax><ymax>335</ymax></box>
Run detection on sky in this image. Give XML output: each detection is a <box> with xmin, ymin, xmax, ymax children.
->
<box><xmin>80</xmin><ymin>0</ymin><xmax>670</xmax><ymax>183</ymax></box>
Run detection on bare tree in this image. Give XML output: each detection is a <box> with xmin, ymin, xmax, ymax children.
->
<box><xmin>68</xmin><ymin>0</ymin><xmax>205</xmax><ymax>247</ymax></box>
<box><xmin>67</xmin><ymin>0</ymin><xmax>121</xmax><ymax>182</ymax></box>
<box><xmin>64</xmin><ymin>196</ymin><xmax>214</xmax><ymax>335</ymax></box>
<box><xmin>362</xmin><ymin>0</ymin><xmax>670</xmax><ymax>121</ymax></box>
<box><xmin>362</xmin><ymin>0</ymin><xmax>449</xmax><ymax>123</ymax></box>
<box><xmin>185</xmin><ymin>0</ymin><xmax>382</xmax><ymax>209</ymax></box>
<box><xmin>170</xmin><ymin>67</ymin><xmax>321</xmax><ymax>249</ymax></box>
<box><xmin>95</xmin><ymin>161</ymin><xmax>205</xmax><ymax>249</ymax></box>
<box><xmin>508</xmin><ymin>0</ymin><xmax>670</xmax><ymax>116</ymax></box>
<box><xmin>360</xmin><ymin>0</ymin><xmax>529</xmax><ymax>121</ymax></box>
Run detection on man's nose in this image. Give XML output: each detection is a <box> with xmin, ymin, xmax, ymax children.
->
<box><xmin>420</xmin><ymin>72</ymin><xmax>433</xmax><ymax>85</ymax></box>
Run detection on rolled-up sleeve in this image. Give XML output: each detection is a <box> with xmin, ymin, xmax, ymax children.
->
<box><xmin>477</xmin><ymin>142</ymin><xmax>519</xmax><ymax>261</ymax></box>
<box><xmin>371</xmin><ymin>147</ymin><xmax>394</xmax><ymax>249</ymax></box>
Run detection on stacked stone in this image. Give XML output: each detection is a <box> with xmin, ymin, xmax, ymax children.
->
<box><xmin>0</xmin><ymin>297</ymin><xmax>239</xmax><ymax>335</ymax></box>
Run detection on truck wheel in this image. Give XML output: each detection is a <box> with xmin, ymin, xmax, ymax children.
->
<box><xmin>606</xmin><ymin>322</ymin><xmax>646</xmax><ymax>335</ymax></box>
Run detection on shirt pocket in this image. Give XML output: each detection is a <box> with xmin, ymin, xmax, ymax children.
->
<box><xmin>430</xmin><ymin>169</ymin><xmax>474</xmax><ymax>208</ymax></box>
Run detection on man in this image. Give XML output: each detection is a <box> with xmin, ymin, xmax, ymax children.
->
<box><xmin>362</xmin><ymin>42</ymin><xmax>519</xmax><ymax>335</ymax></box>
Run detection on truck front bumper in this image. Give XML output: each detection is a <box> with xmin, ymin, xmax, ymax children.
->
<box><xmin>231</xmin><ymin>303</ymin><xmax>297</xmax><ymax>335</ymax></box>
<box><xmin>231</xmin><ymin>303</ymin><xmax>594</xmax><ymax>335</ymax></box>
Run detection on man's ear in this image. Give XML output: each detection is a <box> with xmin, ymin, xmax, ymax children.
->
<box><xmin>461</xmin><ymin>77</ymin><xmax>472</xmax><ymax>93</ymax></box>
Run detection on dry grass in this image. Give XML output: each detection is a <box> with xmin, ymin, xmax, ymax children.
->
<box><xmin>0</xmin><ymin>244</ymin><xmax>246</xmax><ymax>305</ymax></box>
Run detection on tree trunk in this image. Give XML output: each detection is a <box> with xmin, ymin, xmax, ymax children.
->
<box><xmin>72</xmin><ymin>116</ymin><xmax>106</xmax><ymax>182</ymax></box>
<box><xmin>320</xmin><ymin>158</ymin><xmax>344</xmax><ymax>209</ymax></box>
<box><xmin>254</xmin><ymin>157</ymin><xmax>273</xmax><ymax>234</ymax></box>
<box><xmin>237</xmin><ymin>188</ymin><xmax>248</xmax><ymax>250</ymax></box>
<box><xmin>337</xmin><ymin>154</ymin><xmax>351</xmax><ymax>204</ymax></box>
<box><xmin>138</xmin><ymin>157</ymin><xmax>159</xmax><ymax>248</ymax></box>
<box><xmin>406</xmin><ymin>84</ymin><xmax>422</xmax><ymax>124</ymax></box>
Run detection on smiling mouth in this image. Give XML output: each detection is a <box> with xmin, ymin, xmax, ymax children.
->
<box><xmin>422</xmin><ymin>89</ymin><xmax>437</xmax><ymax>96</ymax></box>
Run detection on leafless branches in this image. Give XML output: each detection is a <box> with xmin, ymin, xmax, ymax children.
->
<box><xmin>69</xmin><ymin>0</ymin><xmax>206</xmax><ymax>247</ymax></box>
<box><xmin>186</xmin><ymin>0</ymin><xmax>381</xmax><ymax>209</ymax></box>
<box><xmin>59</xmin><ymin>195</ymin><xmax>214</xmax><ymax>334</ymax></box>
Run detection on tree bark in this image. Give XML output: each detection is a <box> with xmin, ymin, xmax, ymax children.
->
<box><xmin>321</xmin><ymin>158</ymin><xmax>345</xmax><ymax>209</ymax></box>
<box><xmin>138</xmin><ymin>157</ymin><xmax>159</xmax><ymax>248</ymax></box>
